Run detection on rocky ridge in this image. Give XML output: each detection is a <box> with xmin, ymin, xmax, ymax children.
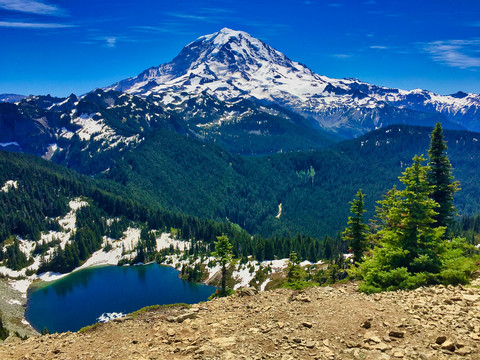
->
<box><xmin>2</xmin><ymin>281</ymin><xmax>480</xmax><ymax>360</ymax></box>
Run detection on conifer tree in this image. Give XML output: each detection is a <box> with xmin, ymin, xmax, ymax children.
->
<box><xmin>427</xmin><ymin>122</ymin><xmax>459</xmax><ymax>231</ymax></box>
<box><xmin>212</xmin><ymin>234</ymin><xmax>234</xmax><ymax>296</ymax></box>
<box><xmin>342</xmin><ymin>189</ymin><xmax>368</xmax><ymax>264</ymax></box>
<box><xmin>356</xmin><ymin>155</ymin><xmax>446</xmax><ymax>292</ymax></box>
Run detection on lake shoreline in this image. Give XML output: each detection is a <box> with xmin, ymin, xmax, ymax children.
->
<box><xmin>25</xmin><ymin>262</ymin><xmax>217</xmax><ymax>333</ymax></box>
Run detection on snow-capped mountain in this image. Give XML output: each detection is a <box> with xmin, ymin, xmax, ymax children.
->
<box><xmin>0</xmin><ymin>94</ymin><xmax>26</xmax><ymax>103</ymax></box>
<box><xmin>108</xmin><ymin>28</ymin><xmax>480</xmax><ymax>137</ymax></box>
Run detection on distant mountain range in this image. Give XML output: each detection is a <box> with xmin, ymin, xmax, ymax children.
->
<box><xmin>0</xmin><ymin>94</ymin><xmax>25</xmax><ymax>103</ymax></box>
<box><xmin>107</xmin><ymin>28</ymin><xmax>479</xmax><ymax>137</ymax></box>
<box><xmin>1</xmin><ymin>28</ymin><xmax>480</xmax><ymax>159</ymax></box>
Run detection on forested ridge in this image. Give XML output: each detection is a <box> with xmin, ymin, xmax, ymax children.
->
<box><xmin>2</xmin><ymin>124</ymin><xmax>480</xmax><ymax>274</ymax></box>
<box><xmin>0</xmin><ymin>151</ymin><xmax>344</xmax><ymax>273</ymax></box>
<box><xmin>58</xmin><ymin>124</ymin><xmax>480</xmax><ymax>239</ymax></box>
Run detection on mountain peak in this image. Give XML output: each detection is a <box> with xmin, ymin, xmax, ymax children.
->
<box><xmin>201</xmin><ymin>27</ymin><xmax>250</xmax><ymax>43</ymax></box>
<box><xmin>109</xmin><ymin>28</ymin><xmax>308</xmax><ymax>95</ymax></box>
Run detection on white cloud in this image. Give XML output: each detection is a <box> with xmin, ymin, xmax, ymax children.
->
<box><xmin>0</xmin><ymin>20</ymin><xmax>74</xmax><ymax>28</ymax></box>
<box><xmin>105</xmin><ymin>37</ymin><xmax>116</xmax><ymax>48</ymax></box>
<box><xmin>332</xmin><ymin>53</ymin><xmax>352</xmax><ymax>59</ymax></box>
<box><xmin>370</xmin><ymin>45</ymin><xmax>388</xmax><ymax>49</ymax></box>
<box><xmin>0</xmin><ymin>0</ymin><xmax>66</xmax><ymax>16</ymax></box>
<box><xmin>424</xmin><ymin>40</ymin><xmax>480</xmax><ymax>69</ymax></box>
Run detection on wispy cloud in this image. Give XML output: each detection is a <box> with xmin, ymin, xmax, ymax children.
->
<box><xmin>0</xmin><ymin>20</ymin><xmax>74</xmax><ymax>28</ymax></box>
<box><xmin>164</xmin><ymin>12</ymin><xmax>213</xmax><ymax>22</ymax></box>
<box><xmin>197</xmin><ymin>8</ymin><xmax>234</xmax><ymax>14</ymax></box>
<box><xmin>328</xmin><ymin>3</ymin><xmax>343</xmax><ymax>7</ymax></box>
<box><xmin>332</xmin><ymin>53</ymin><xmax>352</xmax><ymax>59</ymax></box>
<box><xmin>105</xmin><ymin>37</ymin><xmax>117</xmax><ymax>48</ymax></box>
<box><xmin>0</xmin><ymin>0</ymin><xmax>66</xmax><ymax>16</ymax></box>
<box><xmin>370</xmin><ymin>45</ymin><xmax>388</xmax><ymax>49</ymax></box>
<box><xmin>85</xmin><ymin>34</ymin><xmax>142</xmax><ymax>48</ymax></box>
<box><xmin>423</xmin><ymin>40</ymin><xmax>480</xmax><ymax>69</ymax></box>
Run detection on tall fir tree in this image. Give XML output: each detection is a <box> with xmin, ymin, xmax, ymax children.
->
<box><xmin>342</xmin><ymin>189</ymin><xmax>368</xmax><ymax>264</ymax></box>
<box><xmin>356</xmin><ymin>155</ymin><xmax>446</xmax><ymax>293</ymax></box>
<box><xmin>212</xmin><ymin>234</ymin><xmax>234</xmax><ymax>296</ymax></box>
<box><xmin>427</xmin><ymin>122</ymin><xmax>459</xmax><ymax>231</ymax></box>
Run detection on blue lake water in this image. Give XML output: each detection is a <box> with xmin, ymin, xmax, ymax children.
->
<box><xmin>25</xmin><ymin>263</ymin><xmax>216</xmax><ymax>333</ymax></box>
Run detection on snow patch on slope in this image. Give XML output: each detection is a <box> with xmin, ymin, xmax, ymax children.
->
<box><xmin>1</xmin><ymin>180</ymin><xmax>18</xmax><ymax>192</ymax></box>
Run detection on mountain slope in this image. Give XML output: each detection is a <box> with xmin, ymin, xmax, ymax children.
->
<box><xmin>108</xmin><ymin>28</ymin><xmax>479</xmax><ymax>137</ymax></box>
<box><xmin>0</xmin><ymin>89</ymin><xmax>337</xmax><ymax>158</ymax></box>
<box><xmin>59</xmin><ymin>124</ymin><xmax>480</xmax><ymax>238</ymax></box>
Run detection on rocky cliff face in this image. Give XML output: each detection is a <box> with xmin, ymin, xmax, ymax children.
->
<box><xmin>2</xmin><ymin>282</ymin><xmax>479</xmax><ymax>359</ymax></box>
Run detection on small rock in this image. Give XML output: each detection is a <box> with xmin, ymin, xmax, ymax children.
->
<box><xmin>441</xmin><ymin>340</ymin><xmax>456</xmax><ymax>352</ymax></box>
<box><xmin>176</xmin><ymin>311</ymin><xmax>197</xmax><ymax>322</ymax></box>
<box><xmin>302</xmin><ymin>322</ymin><xmax>313</xmax><ymax>328</ymax></box>
<box><xmin>388</xmin><ymin>330</ymin><xmax>405</xmax><ymax>338</ymax></box>
<box><xmin>436</xmin><ymin>336</ymin><xmax>447</xmax><ymax>345</ymax></box>
<box><xmin>167</xmin><ymin>329</ymin><xmax>176</xmax><ymax>337</ymax></box>
<box><xmin>294</xmin><ymin>294</ymin><xmax>311</xmax><ymax>302</ymax></box>
<box><xmin>292</xmin><ymin>338</ymin><xmax>302</xmax><ymax>344</ymax></box>
<box><xmin>456</xmin><ymin>347</ymin><xmax>472</xmax><ymax>356</ymax></box>
<box><xmin>375</xmin><ymin>342</ymin><xmax>390</xmax><ymax>352</ymax></box>
<box><xmin>361</xmin><ymin>320</ymin><xmax>371</xmax><ymax>329</ymax></box>
<box><xmin>463</xmin><ymin>294</ymin><xmax>480</xmax><ymax>303</ymax></box>
<box><xmin>237</xmin><ymin>287</ymin><xmax>258</xmax><ymax>297</ymax></box>
<box><xmin>306</xmin><ymin>340</ymin><xmax>315</xmax><ymax>349</ymax></box>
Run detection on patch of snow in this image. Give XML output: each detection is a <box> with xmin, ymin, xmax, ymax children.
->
<box><xmin>8</xmin><ymin>279</ymin><xmax>30</xmax><ymax>298</ymax></box>
<box><xmin>7</xmin><ymin>299</ymin><xmax>22</xmax><ymax>305</ymax></box>
<box><xmin>121</xmin><ymin>227</ymin><xmax>142</xmax><ymax>252</ymax></box>
<box><xmin>59</xmin><ymin>127</ymin><xmax>75</xmax><ymax>139</ymax></box>
<box><xmin>1</xmin><ymin>180</ymin><xmax>18</xmax><ymax>192</ymax></box>
<box><xmin>76</xmin><ymin>238</ymin><xmax>122</xmax><ymax>270</ymax></box>
<box><xmin>97</xmin><ymin>312</ymin><xmax>125</xmax><ymax>323</ymax></box>
<box><xmin>72</xmin><ymin>113</ymin><xmax>115</xmax><ymax>141</ymax></box>
<box><xmin>261</xmin><ymin>259</ymin><xmax>289</xmax><ymax>270</ymax></box>
<box><xmin>156</xmin><ymin>233</ymin><xmax>190</xmax><ymax>252</ymax></box>
<box><xmin>232</xmin><ymin>261</ymin><xmax>259</xmax><ymax>289</ymax></box>
<box><xmin>260</xmin><ymin>279</ymin><xmax>271</xmax><ymax>291</ymax></box>
<box><xmin>37</xmin><ymin>271</ymin><xmax>69</xmax><ymax>282</ymax></box>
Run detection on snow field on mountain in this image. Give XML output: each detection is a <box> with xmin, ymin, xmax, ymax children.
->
<box><xmin>104</xmin><ymin>27</ymin><xmax>480</xmax><ymax>135</ymax></box>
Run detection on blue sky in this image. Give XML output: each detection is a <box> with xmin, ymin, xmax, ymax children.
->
<box><xmin>1</xmin><ymin>0</ymin><xmax>480</xmax><ymax>96</ymax></box>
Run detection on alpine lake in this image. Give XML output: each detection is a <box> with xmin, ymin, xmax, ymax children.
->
<box><xmin>25</xmin><ymin>263</ymin><xmax>216</xmax><ymax>333</ymax></box>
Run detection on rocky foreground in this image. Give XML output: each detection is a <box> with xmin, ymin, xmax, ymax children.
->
<box><xmin>1</xmin><ymin>282</ymin><xmax>480</xmax><ymax>360</ymax></box>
